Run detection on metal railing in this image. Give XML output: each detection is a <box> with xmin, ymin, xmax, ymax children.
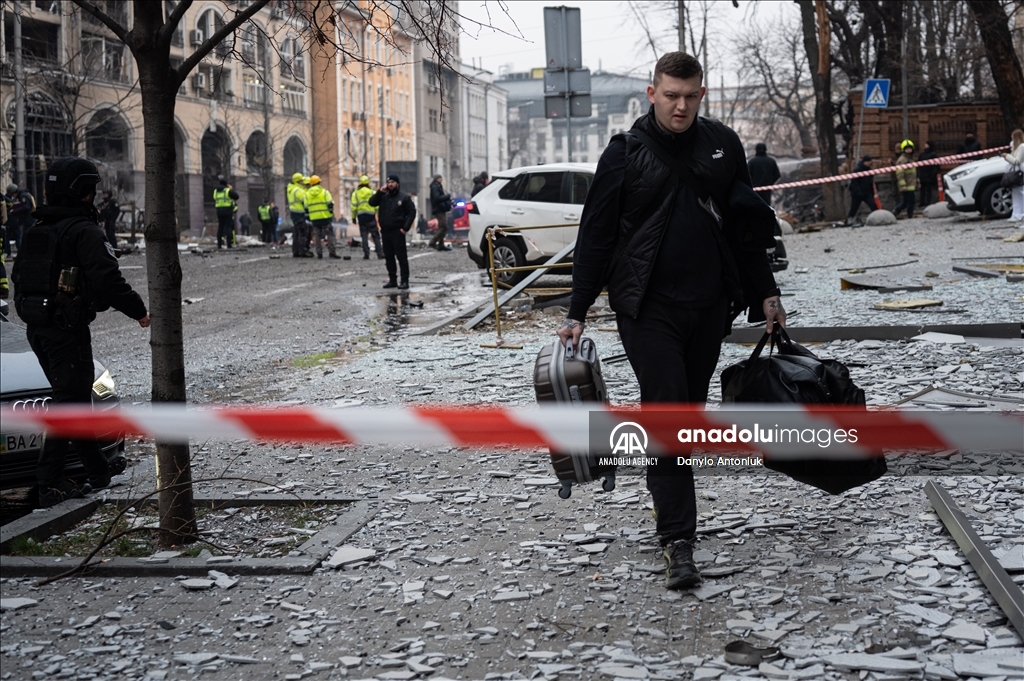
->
<box><xmin>483</xmin><ymin>223</ymin><xmax>577</xmax><ymax>344</ymax></box>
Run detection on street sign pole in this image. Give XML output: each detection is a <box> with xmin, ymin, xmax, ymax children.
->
<box><xmin>544</xmin><ymin>6</ymin><xmax>590</xmax><ymax>160</ymax></box>
<box><xmin>857</xmin><ymin>78</ymin><xmax>891</xmax><ymax>163</ymax></box>
<box><xmin>854</xmin><ymin>89</ymin><xmax>866</xmax><ymax>163</ymax></box>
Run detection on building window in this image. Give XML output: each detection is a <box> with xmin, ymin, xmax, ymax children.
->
<box><xmin>82</xmin><ymin>34</ymin><xmax>128</xmax><ymax>83</ymax></box>
<box><xmin>428</xmin><ymin>109</ymin><xmax>438</xmax><ymax>133</ymax></box>
<box><xmin>536</xmin><ymin>133</ymin><xmax>546</xmax><ymax>150</ymax></box>
<box><xmin>579</xmin><ymin>133</ymin><xmax>588</xmax><ymax>151</ymax></box>
<box><xmin>554</xmin><ymin>132</ymin><xmax>563</xmax><ymax>150</ymax></box>
<box><xmin>281</xmin><ymin>83</ymin><xmax>307</xmax><ymax>116</ymax></box>
<box><xmin>243</xmin><ymin>71</ymin><xmax>268</xmax><ymax>107</ymax></box>
<box><xmin>280</xmin><ymin>37</ymin><xmax>305</xmax><ymax>82</ymax></box>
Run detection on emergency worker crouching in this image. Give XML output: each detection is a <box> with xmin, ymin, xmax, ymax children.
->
<box><xmin>11</xmin><ymin>157</ymin><xmax>150</xmax><ymax>508</ymax></box>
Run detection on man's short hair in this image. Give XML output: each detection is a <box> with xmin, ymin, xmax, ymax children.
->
<box><xmin>653</xmin><ymin>52</ymin><xmax>703</xmax><ymax>87</ymax></box>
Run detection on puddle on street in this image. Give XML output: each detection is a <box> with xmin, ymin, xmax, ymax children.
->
<box><xmin>371</xmin><ymin>274</ymin><xmax>488</xmax><ymax>337</ymax></box>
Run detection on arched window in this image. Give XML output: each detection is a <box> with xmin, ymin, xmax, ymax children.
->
<box><xmin>280</xmin><ymin>36</ymin><xmax>305</xmax><ymax>82</ymax></box>
<box><xmin>283</xmin><ymin>136</ymin><xmax>306</xmax><ymax>177</ymax></box>
<box><xmin>85</xmin><ymin>108</ymin><xmax>130</xmax><ymax>166</ymax></box>
<box><xmin>246</xmin><ymin>130</ymin><xmax>269</xmax><ymax>175</ymax></box>
<box><xmin>195</xmin><ymin>9</ymin><xmax>226</xmax><ymax>55</ymax></box>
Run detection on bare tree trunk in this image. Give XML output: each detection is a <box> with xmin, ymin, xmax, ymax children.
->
<box><xmin>133</xmin><ymin>4</ymin><xmax>197</xmax><ymax>545</ymax></box>
<box><xmin>968</xmin><ymin>0</ymin><xmax>1024</xmax><ymax>135</ymax></box>
<box><xmin>798</xmin><ymin>0</ymin><xmax>843</xmax><ymax>220</ymax></box>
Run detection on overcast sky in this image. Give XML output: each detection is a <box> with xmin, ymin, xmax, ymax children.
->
<box><xmin>457</xmin><ymin>1</ymin><xmax>800</xmax><ymax>85</ymax></box>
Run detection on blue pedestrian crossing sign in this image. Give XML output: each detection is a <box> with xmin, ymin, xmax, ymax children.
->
<box><xmin>864</xmin><ymin>79</ymin><xmax>890</xmax><ymax>108</ymax></box>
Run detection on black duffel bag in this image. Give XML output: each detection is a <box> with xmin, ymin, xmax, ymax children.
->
<box><xmin>721</xmin><ymin>327</ymin><xmax>886</xmax><ymax>494</ymax></box>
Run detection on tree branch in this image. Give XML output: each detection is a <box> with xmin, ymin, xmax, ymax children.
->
<box><xmin>159</xmin><ymin>0</ymin><xmax>194</xmax><ymax>45</ymax></box>
<box><xmin>70</xmin><ymin>0</ymin><xmax>129</xmax><ymax>43</ymax></box>
<box><xmin>176</xmin><ymin>0</ymin><xmax>272</xmax><ymax>81</ymax></box>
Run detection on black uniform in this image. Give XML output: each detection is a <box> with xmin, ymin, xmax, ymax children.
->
<box><xmin>369</xmin><ymin>186</ymin><xmax>416</xmax><ymax>285</ymax></box>
<box><xmin>847</xmin><ymin>160</ymin><xmax>876</xmax><ymax>219</ymax></box>
<box><xmin>917</xmin><ymin>149</ymin><xmax>938</xmax><ymax>207</ymax></box>
<box><xmin>98</xmin><ymin>194</ymin><xmax>119</xmax><ymax>245</ymax></box>
<box><xmin>11</xmin><ymin>204</ymin><xmax>147</xmax><ymax>497</ymax></box>
<box><xmin>747</xmin><ymin>144</ymin><xmax>780</xmax><ymax>206</ymax></box>
<box><xmin>569</xmin><ymin>108</ymin><xmax>779</xmax><ymax>548</ymax></box>
<box><xmin>428</xmin><ymin>178</ymin><xmax>451</xmax><ymax>250</ymax></box>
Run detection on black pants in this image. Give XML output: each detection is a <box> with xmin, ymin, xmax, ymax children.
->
<box><xmin>290</xmin><ymin>211</ymin><xmax>308</xmax><ymax>256</ymax></box>
<box><xmin>103</xmin><ymin>219</ymin><xmax>117</xmax><ymax>246</ymax></box>
<box><xmin>26</xmin><ymin>325</ymin><xmax>110</xmax><ymax>488</ymax></box>
<box><xmin>919</xmin><ymin>182</ymin><xmax>935</xmax><ymax>207</ymax></box>
<box><xmin>381</xmin><ymin>229</ymin><xmax>409</xmax><ymax>283</ymax></box>
<box><xmin>260</xmin><ymin>219</ymin><xmax>276</xmax><ymax>244</ymax></box>
<box><xmin>848</xmin><ymin>192</ymin><xmax>874</xmax><ymax>219</ymax></box>
<box><xmin>617</xmin><ymin>294</ymin><xmax>729</xmax><ymax>545</ymax></box>
<box><xmin>358</xmin><ymin>213</ymin><xmax>382</xmax><ymax>257</ymax></box>
<box><xmin>428</xmin><ymin>212</ymin><xmax>449</xmax><ymax>249</ymax></box>
<box><xmin>217</xmin><ymin>211</ymin><xmax>234</xmax><ymax>248</ymax></box>
<box><xmin>894</xmin><ymin>191</ymin><xmax>916</xmax><ymax>218</ymax></box>
<box><xmin>755</xmin><ymin>190</ymin><xmax>772</xmax><ymax>206</ymax></box>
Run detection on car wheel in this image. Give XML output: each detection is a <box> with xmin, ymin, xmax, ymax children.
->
<box><xmin>490</xmin><ymin>237</ymin><xmax>526</xmax><ymax>286</ymax></box>
<box><xmin>979</xmin><ymin>182</ymin><xmax>1013</xmax><ymax>218</ymax></box>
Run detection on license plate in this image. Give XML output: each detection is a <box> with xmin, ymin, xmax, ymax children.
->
<box><xmin>0</xmin><ymin>432</ymin><xmax>44</xmax><ymax>454</ymax></box>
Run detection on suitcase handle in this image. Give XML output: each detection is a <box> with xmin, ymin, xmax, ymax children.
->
<box><xmin>563</xmin><ymin>338</ymin><xmax>576</xmax><ymax>360</ymax></box>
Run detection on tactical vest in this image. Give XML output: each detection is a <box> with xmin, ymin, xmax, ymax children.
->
<box><xmin>258</xmin><ymin>204</ymin><xmax>272</xmax><ymax>221</ymax></box>
<box><xmin>304</xmin><ymin>186</ymin><xmax>332</xmax><ymax>221</ymax></box>
<box><xmin>13</xmin><ymin>217</ymin><xmax>91</xmax><ymax>327</ymax></box>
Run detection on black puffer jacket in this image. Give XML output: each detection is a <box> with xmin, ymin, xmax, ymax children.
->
<box><xmin>570</xmin><ymin>109</ymin><xmax>778</xmax><ymax>332</ymax></box>
<box><xmin>369</xmin><ymin>188</ymin><xmax>416</xmax><ymax>232</ymax></box>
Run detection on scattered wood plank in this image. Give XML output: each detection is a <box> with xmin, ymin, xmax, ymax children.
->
<box><xmin>873</xmin><ymin>299</ymin><xmax>943</xmax><ymax>311</ymax></box>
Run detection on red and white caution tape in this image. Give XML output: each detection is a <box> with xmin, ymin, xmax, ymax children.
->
<box><xmin>1</xmin><ymin>404</ymin><xmax>1020</xmax><ymax>459</ymax></box>
<box><xmin>752</xmin><ymin>146</ymin><xmax>1010</xmax><ymax>192</ymax></box>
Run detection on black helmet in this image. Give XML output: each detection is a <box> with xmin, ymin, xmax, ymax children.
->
<box><xmin>46</xmin><ymin>157</ymin><xmax>100</xmax><ymax>204</ymax></box>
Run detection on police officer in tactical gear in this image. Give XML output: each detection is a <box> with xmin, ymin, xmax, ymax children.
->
<box><xmin>11</xmin><ymin>157</ymin><xmax>150</xmax><ymax>508</ymax></box>
<box><xmin>213</xmin><ymin>177</ymin><xmax>239</xmax><ymax>249</ymax></box>
<box><xmin>351</xmin><ymin>175</ymin><xmax>382</xmax><ymax>260</ymax></box>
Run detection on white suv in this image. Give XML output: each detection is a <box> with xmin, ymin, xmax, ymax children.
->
<box><xmin>944</xmin><ymin>155</ymin><xmax>1013</xmax><ymax>218</ymax></box>
<box><xmin>466</xmin><ymin>163</ymin><xmax>597</xmax><ymax>285</ymax></box>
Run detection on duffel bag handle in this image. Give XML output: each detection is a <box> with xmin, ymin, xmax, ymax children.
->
<box><xmin>746</xmin><ymin>326</ymin><xmax>795</xmax><ymax>365</ymax></box>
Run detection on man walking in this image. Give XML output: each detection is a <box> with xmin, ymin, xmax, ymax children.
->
<box><xmin>917</xmin><ymin>141</ymin><xmax>938</xmax><ymax>207</ymax></box>
<box><xmin>846</xmin><ymin>155</ymin><xmax>876</xmax><ymax>226</ymax></box>
<box><xmin>555</xmin><ymin>52</ymin><xmax>784</xmax><ymax>591</ymax></box>
<box><xmin>472</xmin><ymin>172</ymin><xmax>490</xmax><ymax>197</ymax></box>
<box><xmin>213</xmin><ymin>177</ymin><xmax>239</xmax><ymax>249</ymax></box>
<box><xmin>893</xmin><ymin>139</ymin><xmax>917</xmax><ymax>218</ymax></box>
<box><xmin>351</xmin><ymin>175</ymin><xmax>382</xmax><ymax>260</ymax></box>
<box><xmin>428</xmin><ymin>174</ymin><xmax>452</xmax><ymax>251</ymax></box>
<box><xmin>747</xmin><ymin>143</ymin><xmax>780</xmax><ymax>206</ymax></box>
<box><xmin>369</xmin><ymin>174</ymin><xmax>416</xmax><ymax>289</ymax></box>
<box><xmin>304</xmin><ymin>175</ymin><xmax>339</xmax><ymax>259</ymax></box>
<box><xmin>287</xmin><ymin>172</ymin><xmax>312</xmax><ymax>257</ymax></box>
<box><xmin>11</xmin><ymin>157</ymin><xmax>149</xmax><ymax>507</ymax></box>
<box><xmin>97</xmin><ymin>190</ymin><xmax>119</xmax><ymax>246</ymax></box>
<box><xmin>258</xmin><ymin>200</ymin><xmax>279</xmax><ymax>245</ymax></box>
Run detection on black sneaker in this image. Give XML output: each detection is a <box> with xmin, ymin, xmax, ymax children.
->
<box><xmin>363</xmin><ymin>254</ymin><xmax>370</xmax><ymax>260</ymax></box>
<box><xmin>38</xmin><ymin>481</ymin><xmax>90</xmax><ymax>508</ymax></box>
<box><xmin>398</xmin><ymin>281</ymin><xmax>409</xmax><ymax>290</ymax></box>
<box><xmin>382</xmin><ymin>280</ymin><xmax>398</xmax><ymax>289</ymax></box>
<box><xmin>317</xmin><ymin>252</ymin><xmax>323</xmax><ymax>259</ymax></box>
<box><xmin>663</xmin><ymin>538</ymin><xmax>701</xmax><ymax>590</ymax></box>
<box><xmin>329</xmin><ymin>253</ymin><xmax>341</xmax><ymax>259</ymax></box>
<box><xmin>88</xmin><ymin>475</ymin><xmax>112</xmax><ymax>491</ymax></box>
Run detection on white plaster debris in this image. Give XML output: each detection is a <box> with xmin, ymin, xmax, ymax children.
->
<box><xmin>325</xmin><ymin>545</ymin><xmax>376</xmax><ymax>568</ymax></box>
<box><xmin>0</xmin><ymin>598</ymin><xmax>39</xmax><ymax>611</ymax></box>
<box><xmin>179</xmin><ymin>578</ymin><xmax>215</xmax><ymax>591</ymax></box>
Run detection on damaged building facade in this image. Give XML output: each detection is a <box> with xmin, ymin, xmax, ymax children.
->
<box><xmin>1</xmin><ymin>0</ymin><xmax>313</xmax><ymax>235</ymax></box>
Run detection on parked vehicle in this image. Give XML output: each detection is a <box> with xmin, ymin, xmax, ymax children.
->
<box><xmin>468</xmin><ymin>163</ymin><xmax>788</xmax><ymax>286</ymax></box>
<box><xmin>0</xmin><ymin>300</ymin><xmax>125</xmax><ymax>491</ymax></box>
<box><xmin>944</xmin><ymin>156</ymin><xmax>1013</xmax><ymax>218</ymax></box>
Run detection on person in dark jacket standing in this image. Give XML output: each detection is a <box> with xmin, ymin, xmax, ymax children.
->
<box><xmin>957</xmin><ymin>132</ymin><xmax>982</xmax><ymax>155</ymax></box>
<box><xmin>97</xmin><ymin>190</ymin><xmax>119</xmax><ymax>246</ymax></box>
<box><xmin>11</xmin><ymin>157</ymin><xmax>150</xmax><ymax>507</ymax></box>
<box><xmin>257</xmin><ymin>200</ymin><xmax>279</xmax><ymax>245</ymax></box>
<box><xmin>213</xmin><ymin>177</ymin><xmax>239</xmax><ymax>249</ymax></box>
<box><xmin>428</xmin><ymin>174</ymin><xmax>452</xmax><ymax>251</ymax></box>
<box><xmin>556</xmin><ymin>53</ymin><xmax>784</xmax><ymax>591</ymax></box>
<box><xmin>747</xmin><ymin>142</ymin><xmax>780</xmax><ymax>205</ymax></box>
<box><xmin>5</xmin><ymin>182</ymin><xmax>35</xmax><ymax>257</ymax></box>
<box><xmin>471</xmin><ymin>172</ymin><xmax>489</xmax><ymax>197</ymax></box>
<box><xmin>369</xmin><ymin>174</ymin><xmax>416</xmax><ymax>289</ymax></box>
<box><xmin>846</xmin><ymin>155</ymin><xmax>876</xmax><ymax>225</ymax></box>
<box><xmin>917</xmin><ymin>141</ymin><xmax>938</xmax><ymax>207</ymax></box>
